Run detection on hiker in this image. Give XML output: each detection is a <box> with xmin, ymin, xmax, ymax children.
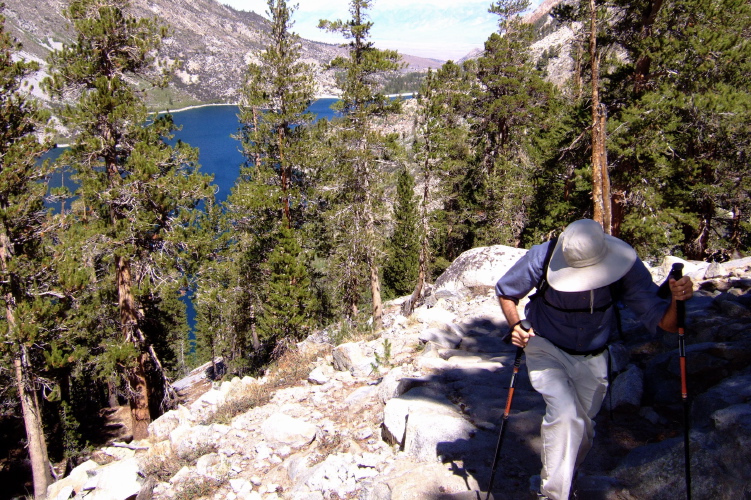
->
<box><xmin>495</xmin><ymin>219</ymin><xmax>693</xmax><ymax>500</ymax></box>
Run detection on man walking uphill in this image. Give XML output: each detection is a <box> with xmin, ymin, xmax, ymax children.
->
<box><xmin>496</xmin><ymin>219</ymin><xmax>693</xmax><ymax>500</ymax></box>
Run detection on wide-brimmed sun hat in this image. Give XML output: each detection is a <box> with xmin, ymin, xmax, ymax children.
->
<box><xmin>547</xmin><ymin>219</ymin><xmax>637</xmax><ymax>292</ymax></box>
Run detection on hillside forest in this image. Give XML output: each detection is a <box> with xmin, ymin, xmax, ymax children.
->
<box><xmin>0</xmin><ymin>0</ymin><xmax>749</xmax><ymax>496</ymax></box>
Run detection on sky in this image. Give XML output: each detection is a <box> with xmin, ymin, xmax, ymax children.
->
<box><xmin>220</xmin><ymin>0</ymin><xmax>544</xmax><ymax>61</ymax></box>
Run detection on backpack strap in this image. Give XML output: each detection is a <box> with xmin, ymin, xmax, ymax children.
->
<box><xmin>529</xmin><ymin>236</ymin><xmax>558</xmax><ymax>302</ymax></box>
<box><xmin>609</xmin><ymin>280</ymin><xmax>624</xmax><ymax>339</ymax></box>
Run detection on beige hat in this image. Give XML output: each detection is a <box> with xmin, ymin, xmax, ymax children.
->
<box><xmin>547</xmin><ymin>219</ymin><xmax>637</xmax><ymax>292</ymax></box>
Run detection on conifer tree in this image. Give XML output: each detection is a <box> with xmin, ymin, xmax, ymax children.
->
<box><xmin>422</xmin><ymin>62</ymin><xmax>475</xmax><ymax>271</ymax></box>
<box><xmin>236</xmin><ymin>0</ymin><xmax>315</xmax><ymax>228</ymax></box>
<box><xmin>469</xmin><ymin>0</ymin><xmax>554</xmax><ymax>247</ymax></box>
<box><xmin>222</xmin><ymin>0</ymin><xmax>317</xmax><ymax>367</ymax></box>
<box><xmin>318</xmin><ymin>0</ymin><xmax>402</xmax><ymax>329</ymax></box>
<box><xmin>0</xmin><ymin>6</ymin><xmax>55</xmax><ymax>496</ymax></box>
<box><xmin>383</xmin><ymin>167</ymin><xmax>419</xmax><ymax>299</ymax></box>
<box><xmin>586</xmin><ymin>0</ymin><xmax>612</xmax><ymax>232</ymax></box>
<box><xmin>518</xmin><ymin>0</ymin><xmax>616</xmax><ymax>244</ymax></box>
<box><xmin>257</xmin><ymin>224</ymin><xmax>315</xmax><ymax>353</ymax></box>
<box><xmin>43</xmin><ymin>0</ymin><xmax>215</xmax><ymax>439</ymax></box>
<box><xmin>191</xmin><ymin>199</ymin><xmax>238</xmax><ymax>376</ymax></box>
<box><xmin>604</xmin><ymin>0</ymin><xmax>751</xmax><ymax>258</ymax></box>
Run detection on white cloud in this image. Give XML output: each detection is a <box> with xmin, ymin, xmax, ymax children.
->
<box><xmin>221</xmin><ymin>0</ymin><xmax>541</xmax><ymax>60</ymax></box>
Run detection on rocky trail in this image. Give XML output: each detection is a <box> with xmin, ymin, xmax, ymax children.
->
<box><xmin>45</xmin><ymin>247</ymin><xmax>751</xmax><ymax>500</ymax></box>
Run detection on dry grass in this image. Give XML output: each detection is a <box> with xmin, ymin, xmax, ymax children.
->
<box><xmin>307</xmin><ymin>431</ymin><xmax>345</xmax><ymax>467</ymax></box>
<box><xmin>173</xmin><ymin>476</ymin><xmax>222</xmax><ymax>500</ymax></box>
<box><xmin>208</xmin><ymin>345</ymin><xmax>327</xmax><ymax>425</ymax></box>
<box><xmin>140</xmin><ymin>453</ymin><xmax>188</xmax><ymax>483</ymax></box>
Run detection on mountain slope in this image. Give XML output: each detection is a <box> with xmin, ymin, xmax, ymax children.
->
<box><xmin>2</xmin><ymin>0</ymin><xmax>445</xmax><ymax>106</ymax></box>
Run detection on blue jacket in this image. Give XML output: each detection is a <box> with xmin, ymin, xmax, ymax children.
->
<box><xmin>495</xmin><ymin>241</ymin><xmax>670</xmax><ymax>352</ymax></box>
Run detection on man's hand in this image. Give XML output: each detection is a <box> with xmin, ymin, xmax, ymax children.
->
<box><xmin>669</xmin><ymin>276</ymin><xmax>694</xmax><ymax>302</ymax></box>
<box><xmin>658</xmin><ymin>276</ymin><xmax>694</xmax><ymax>332</ymax></box>
<box><xmin>510</xmin><ymin>323</ymin><xmax>535</xmax><ymax>348</ymax></box>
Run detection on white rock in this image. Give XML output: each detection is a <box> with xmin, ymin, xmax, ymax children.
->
<box><xmin>195</xmin><ymin>452</ymin><xmax>230</xmax><ymax>480</ymax></box>
<box><xmin>169</xmin><ymin>424</ymin><xmax>215</xmax><ymax>460</ymax></box>
<box><xmin>50</xmin><ymin>485</ymin><xmax>74</xmax><ymax>500</ymax></box>
<box><xmin>98</xmin><ymin>446</ymin><xmax>135</xmax><ymax>461</ymax></box>
<box><xmin>419</xmin><ymin>327</ymin><xmax>462</xmax><ymax>348</ymax></box>
<box><xmin>383</xmin><ymin>386</ymin><xmax>474</xmax><ymax>458</ymax></box>
<box><xmin>84</xmin><ymin>458</ymin><xmax>142</xmax><ymax>500</ymax></box>
<box><xmin>256</xmin><ymin>442</ymin><xmax>272</xmax><ymax>460</ymax></box>
<box><xmin>308</xmin><ymin>366</ymin><xmax>330</xmax><ymax>385</ymax></box>
<box><xmin>354</xmin><ymin>467</ymin><xmax>379</xmax><ymax>480</ymax></box>
<box><xmin>433</xmin><ymin>245</ymin><xmax>527</xmax><ymax>295</ymax></box>
<box><xmin>230</xmin><ymin>478</ymin><xmax>254</xmax><ymax>494</ymax></box>
<box><xmin>169</xmin><ymin>465</ymin><xmax>193</xmax><ymax>485</ymax></box>
<box><xmin>261</xmin><ymin>413</ymin><xmax>317</xmax><ymax>448</ymax></box>
<box><xmin>304</xmin><ymin>454</ymin><xmax>357</xmax><ymax>496</ymax></box>
<box><xmin>46</xmin><ymin>460</ymin><xmax>98</xmax><ymax>500</ymax></box>
<box><xmin>332</xmin><ymin>342</ymin><xmax>376</xmax><ymax>377</ymax></box>
<box><xmin>344</xmin><ymin>385</ymin><xmax>376</xmax><ymax>406</ymax></box>
<box><xmin>403</xmin><ymin>407</ymin><xmax>476</xmax><ymax>463</ymax></box>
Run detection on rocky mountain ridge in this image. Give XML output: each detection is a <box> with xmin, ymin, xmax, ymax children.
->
<box><xmin>44</xmin><ymin>245</ymin><xmax>751</xmax><ymax>500</ymax></box>
<box><xmin>1</xmin><ymin>0</ymin><xmax>443</xmax><ymax>106</ymax></box>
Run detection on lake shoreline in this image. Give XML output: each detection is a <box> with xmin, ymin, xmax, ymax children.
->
<box><xmin>155</xmin><ymin>93</ymin><xmax>415</xmax><ymax>115</ymax></box>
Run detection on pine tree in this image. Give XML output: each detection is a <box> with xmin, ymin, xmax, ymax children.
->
<box><xmin>421</xmin><ymin>62</ymin><xmax>475</xmax><ymax>272</ymax></box>
<box><xmin>469</xmin><ymin>0</ymin><xmax>554</xmax><ymax>246</ymax></box>
<box><xmin>236</xmin><ymin>0</ymin><xmax>315</xmax><ymax>228</ymax></box>
<box><xmin>43</xmin><ymin>0</ymin><xmax>215</xmax><ymax>439</ymax></box>
<box><xmin>603</xmin><ymin>0</ymin><xmax>751</xmax><ymax>259</ymax></box>
<box><xmin>257</xmin><ymin>224</ymin><xmax>316</xmax><ymax>354</ymax></box>
<box><xmin>383</xmin><ymin>167</ymin><xmax>419</xmax><ymax>299</ymax></box>
<box><xmin>0</xmin><ymin>6</ymin><xmax>55</xmax><ymax>496</ymax></box>
<box><xmin>318</xmin><ymin>0</ymin><xmax>403</xmax><ymax>329</ymax></box>
<box><xmin>220</xmin><ymin>0</ymin><xmax>317</xmax><ymax>369</ymax></box>
<box><xmin>192</xmin><ymin>198</ymin><xmax>239</xmax><ymax>376</ymax></box>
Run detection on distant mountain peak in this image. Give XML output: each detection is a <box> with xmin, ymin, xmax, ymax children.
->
<box><xmin>524</xmin><ymin>0</ymin><xmax>564</xmax><ymax>24</ymax></box>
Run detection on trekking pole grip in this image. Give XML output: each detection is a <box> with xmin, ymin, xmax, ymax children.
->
<box><xmin>670</xmin><ymin>263</ymin><xmax>685</xmax><ymax>329</ymax></box>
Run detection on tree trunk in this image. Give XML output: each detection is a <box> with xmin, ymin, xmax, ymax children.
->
<box><xmin>107</xmin><ymin>379</ymin><xmax>120</xmax><ymax>408</ymax></box>
<box><xmin>730</xmin><ymin>204</ymin><xmax>742</xmax><ymax>256</ymax></box>
<box><xmin>611</xmin><ymin>188</ymin><xmax>625</xmax><ymax>237</ymax></box>
<box><xmin>598</xmin><ymin>104</ymin><xmax>612</xmax><ymax>234</ymax></box>
<box><xmin>278</xmin><ymin>126</ymin><xmax>291</xmax><ymax>228</ymax></box>
<box><xmin>688</xmin><ymin>201</ymin><xmax>713</xmax><ymax>260</ymax></box>
<box><xmin>249</xmin><ymin>303</ymin><xmax>261</xmax><ymax>350</ymax></box>
<box><xmin>127</xmin><ymin>353</ymin><xmax>152</xmax><ymax>440</ymax></box>
<box><xmin>369</xmin><ymin>256</ymin><xmax>383</xmax><ymax>330</ymax></box>
<box><xmin>116</xmin><ymin>255</ymin><xmax>152</xmax><ymax>440</ymax></box>
<box><xmin>633</xmin><ymin>0</ymin><xmax>664</xmax><ymax>93</ymax></box>
<box><xmin>405</xmin><ymin>157</ymin><xmax>432</xmax><ymax>317</ymax></box>
<box><xmin>2</xmin><ymin>228</ymin><xmax>52</xmax><ymax>498</ymax></box>
<box><xmin>589</xmin><ymin>0</ymin><xmax>612</xmax><ymax>232</ymax></box>
<box><xmin>15</xmin><ymin>354</ymin><xmax>52</xmax><ymax>499</ymax></box>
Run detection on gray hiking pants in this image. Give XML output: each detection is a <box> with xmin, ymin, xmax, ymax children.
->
<box><xmin>525</xmin><ymin>335</ymin><xmax>609</xmax><ymax>500</ymax></box>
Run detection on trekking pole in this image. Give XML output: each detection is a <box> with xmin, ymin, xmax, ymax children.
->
<box><xmin>485</xmin><ymin>319</ymin><xmax>531</xmax><ymax>500</ymax></box>
<box><xmin>670</xmin><ymin>263</ymin><xmax>691</xmax><ymax>500</ymax></box>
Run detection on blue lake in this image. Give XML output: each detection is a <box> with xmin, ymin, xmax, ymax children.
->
<box><xmin>46</xmin><ymin>98</ymin><xmax>341</xmax><ymax>202</ymax></box>
<box><xmin>165</xmin><ymin>98</ymin><xmax>340</xmax><ymax>202</ymax></box>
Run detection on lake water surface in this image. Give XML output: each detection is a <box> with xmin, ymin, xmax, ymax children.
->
<box><xmin>166</xmin><ymin>99</ymin><xmax>340</xmax><ymax>201</ymax></box>
<box><xmin>47</xmin><ymin>98</ymin><xmax>341</xmax><ymax>202</ymax></box>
